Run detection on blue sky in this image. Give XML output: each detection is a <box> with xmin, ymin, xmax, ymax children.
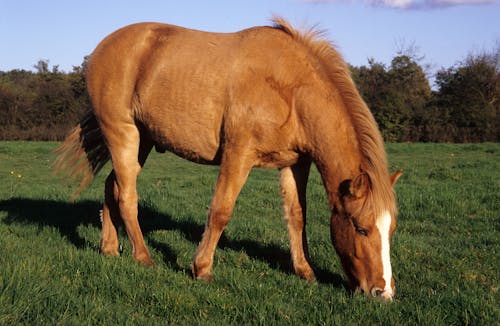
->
<box><xmin>1</xmin><ymin>0</ymin><xmax>498</xmax><ymax>81</ymax></box>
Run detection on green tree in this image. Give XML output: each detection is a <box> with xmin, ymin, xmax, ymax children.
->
<box><xmin>434</xmin><ymin>49</ymin><xmax>499</xmax><ymax>142</ymax></box>
<box><xmin>352</xmin><ymin>55</ymin><xmax>431</xmax><ymax>142</ymax></box>
<box><xmin>0</xmin><ymin>58</ymin><xmax>90</xmax><ymax>140</ymax></box>
<box><xmin>33</xmin><ymin>59</ymin><xmax>49</xmax><ymax>74</ymax></box>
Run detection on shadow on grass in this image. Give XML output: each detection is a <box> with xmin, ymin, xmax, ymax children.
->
<box><xmin>0</xmin><ymin>198</ymin><xmax>344</xmax><ymax>287</ymax></box>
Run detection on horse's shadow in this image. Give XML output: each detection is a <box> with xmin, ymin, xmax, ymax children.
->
<box><xmin>0</xmin><ymin>197</ymin><xmax>344</xmax><ymax>287</ymax></box>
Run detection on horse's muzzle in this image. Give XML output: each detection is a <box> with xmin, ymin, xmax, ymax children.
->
<box><xmin>370</xmin><ymin>287</ymin><xmax>394</xmax><ymax>302</ymax></box>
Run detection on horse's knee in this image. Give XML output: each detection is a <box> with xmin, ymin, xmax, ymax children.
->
<box><xmin>115</xmin><ymin>189</ymin><xmax>138</xmax><ymax>220</ymax></box>
<box><xmin>284</xmin><ymin>204</ymin><xmax>304</xmax><ymax>229</ymax></box>
<box><xmin>118</xmin><ymin>189</ymin><xmax>138</xmax><ymax>204</ymax></box>
<box><xmin>209</xmin><ymin>207</ymin><xmax>232</xmax><ymax>230</ymax></box>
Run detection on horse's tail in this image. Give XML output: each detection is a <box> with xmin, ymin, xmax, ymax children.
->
<box><xmin>53</xmin><ymin>111</ymin><xmax>110</xmax><ymax>197</ymax></box>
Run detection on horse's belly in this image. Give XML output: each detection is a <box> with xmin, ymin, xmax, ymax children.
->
<box><xmin>140</xmin><ymin>107</ymin><xmax>222</xmax><ymax>164</ymax></box>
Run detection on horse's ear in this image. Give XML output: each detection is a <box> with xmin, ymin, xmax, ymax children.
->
<box><xmin>390</xmin><ymin>169</ymin><xmax>403</xmax><ymax>186</ymax></box>
<box><xmin>349</xmin><ymin>173</ymin><xmax>370</xmax><ymax>199</ymax></box>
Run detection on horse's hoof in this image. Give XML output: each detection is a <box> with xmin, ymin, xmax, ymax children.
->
<box><xmin>101</xmin><ymin>248</ymin><xmax>120</xmax><ymax>257</ymax></box>
<box><xmin>304</xmin><ymin>274</ymin><xmax>317</xmax><ymax>284</ymax></box>
<box><xmin>191</xmin><ymin>266</ymin><xmax>213</xmax><ymax>282</ymax></box>
<box><xmin>296</xmin><ymin>267</ymin><xmax>316</xmax><ymax>283</ymax></box>
<box><xmin>196</xmin><ymin>273</ymin><xmax>213</xmax><ymax>282</ymax></box>
<box><xmin>139</xmin><ymin>258</ymin><xmax>154</xmax><ymax>266</ymax></box>
<box><xmin>141</xmin><ymin>259</ymin><xmax>155</xmax><ymax>267</ymax></box>
<box><xmin>134</xmin><ymin>253</ymin><xmax>154</xmax><ymax>266</ymax></box>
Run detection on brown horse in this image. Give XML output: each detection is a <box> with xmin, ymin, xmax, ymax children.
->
<box><xmin>55</xmin><ymin>17</ymin><xmax>402</xmax><ymax>301</ymax></box>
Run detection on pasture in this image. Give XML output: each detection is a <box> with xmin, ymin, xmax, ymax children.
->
<box><xmin>0</xmin><ymin>142</ymin><xmax>498</xmax><ymax>324</ymax></box>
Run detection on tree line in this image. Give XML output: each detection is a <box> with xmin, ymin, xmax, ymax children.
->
<box><xmin>0</xmin><ymin>49</ymin><xmax>498</xmax><ymax>142</ymax></box>
<box><xmin>351</xmin><ymin>49</ymin><xmax>498</xmax><ymax>142</ymax></box>
<box><xmin>0</xmin><ymin>59</ymin><xmax>88</xmax><ymax>141</ymax></box>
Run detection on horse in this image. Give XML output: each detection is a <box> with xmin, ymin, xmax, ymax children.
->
<box><xmin>55</xmin><ymin>17</ymin><xmax>402</xmax><ymax>301</ymax></box>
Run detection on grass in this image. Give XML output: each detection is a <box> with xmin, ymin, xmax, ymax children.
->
<box><xmin>0</xmin><ymin>141</ymin><xmax>498</xmax><ymax>325</ymax></box>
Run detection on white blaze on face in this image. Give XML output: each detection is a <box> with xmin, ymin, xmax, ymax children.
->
<box><xmin>376</xmin><ymin>210</ymin><xmax>393</xmax><ymax>295</ymax></box>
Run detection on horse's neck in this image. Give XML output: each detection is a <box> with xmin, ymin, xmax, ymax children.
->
<box><xmin>315</xmin><ymin>138</ymin><xmax>361</xmax><ymax>209</ymax></box>
<box><xmin>298</xmin><ymin>87</ymin><xmax>362</xmax><ymax>208</ymax></box>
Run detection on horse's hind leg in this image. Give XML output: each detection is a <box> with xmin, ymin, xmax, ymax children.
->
<box><xmin>100</xmin><ymin>171</ymin><xmax>121</xmax><ymax>256</ymax></box>
<box><xmin>280</xmin><ymin>158</ymin><xmax>315</xmax><ymax>281</ymax></box>
<box><xmin>101</xmin><ymin>136</ymin><xmax>153</xmax><ymax>257</ymax></box>
<box><xmin>101</xmin><ymin>122</ymin><xmax>153</xmax><ymax>265</ymax></box>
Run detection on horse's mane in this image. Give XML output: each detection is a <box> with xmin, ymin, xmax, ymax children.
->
<box><xmin>272</xmin><ymin>17</ymin><xmax>397</xmax><ymax>218</ymax></box>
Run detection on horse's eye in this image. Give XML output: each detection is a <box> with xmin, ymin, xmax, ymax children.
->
<box><xmin>355</xmin><ymin>226</ymin><xmax>368</xmax><ymax>236</ymax></box>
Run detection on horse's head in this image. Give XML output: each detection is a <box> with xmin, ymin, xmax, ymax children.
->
<box><xmin>331</xmin><ymin>170</ymin><xmax>402</xmax><ymax>301</ymax></box>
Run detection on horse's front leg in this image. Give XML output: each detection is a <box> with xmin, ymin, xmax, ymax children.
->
<box><xmin>192</xmin><ymin>148</ymin><xmax>253</xmax><ymax>281</ymax></box>
<box><xmin>280</xmin><ymin>158</ymin><xmax>315</xmax><ymax>282</ymax></box>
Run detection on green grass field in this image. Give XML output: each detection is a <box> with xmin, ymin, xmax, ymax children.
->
<box><xmin>0</xmin><ymin>142</ymin><xmax>498</xmax><ymax>325</ymax></box>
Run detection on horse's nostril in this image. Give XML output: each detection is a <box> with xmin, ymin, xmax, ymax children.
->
<box><xmin>370</xmin><ymin>287</ymin><xmax>383</xmax><ymax>297</ymax></box>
